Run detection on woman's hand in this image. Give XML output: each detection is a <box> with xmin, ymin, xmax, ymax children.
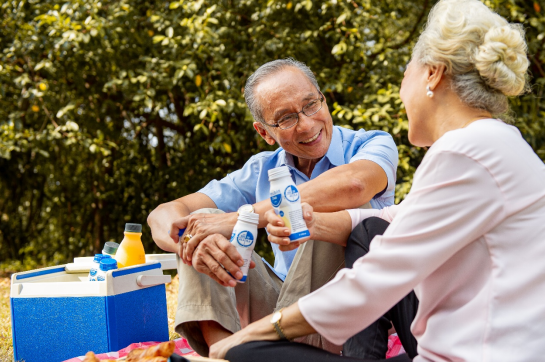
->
<box><xmin>209</xmin><ymin>302</ymin><xmax>316</xmax><ymax>359</ymax></box>
<box><xmin>208</xmin><ymin>327</ymin><xmax>260</xmax><ymax>360</ymax></box>
<box><xmin>265</xmin><ymin>203</ymin><xmax>315</xmax><ymax>252</ymax></box>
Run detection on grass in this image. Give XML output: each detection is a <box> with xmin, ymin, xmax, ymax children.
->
<box><xmin>0</xmin><ymin>274</ymin><xmax>182</xmax><ymax>362</ymax></box>
<box><xmin>0</xmin><ymin>278</ymin><xmax>13</xmax><ymax>362</ymax></box>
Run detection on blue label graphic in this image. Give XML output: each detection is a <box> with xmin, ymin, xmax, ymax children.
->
<box><xmin>279</xmin><ymin>211</ymin><xmax>284</xmax><ymax>217</ymax></box>
<box><xmin>289</xmin><ymin>230</ymin><xmax>310</xmax><ymax>241</ymax></box>
<box><xmin>237</xmin><ymin>230</ymin><xmax>254</xmax><ymax>247</ymax></box>
<box><xmin>284</xmin><ymin>185</ymin><xmax>300</xmax><ymax>202</ymax></box>
<box><xmin>230</xmin><ymin>232</ymin><xmax>235</xmax><ymax>243</ymax></box>
<box><xmin>270</xmin><ymin>191</ymin><xmax>282</xmax><ymax>207</ymax></box>
<box><xmin>97</xmin><ymin>275</ymin><xmax>105</xmax><ymax>281</ymax></box>
<box><xmin>90</xmin><ymin>269</ymin><xmax>97</xmax><ymax>276</ymax></box>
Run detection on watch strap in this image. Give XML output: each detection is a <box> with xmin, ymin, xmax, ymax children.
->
<box><xmin>272</xmin><ymin>309</ymin><xmax>288</xmax><ymax>340</ymax></box>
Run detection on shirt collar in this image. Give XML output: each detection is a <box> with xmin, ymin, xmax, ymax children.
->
<box><xmin>324</xmin><ymin>126</ymin><xmax>344</xmax><ymax>167</ymax></box>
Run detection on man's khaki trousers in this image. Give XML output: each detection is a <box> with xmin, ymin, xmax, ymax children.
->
<box><xmin>174</xmin><ymin>207</ymin><xmax>366</xmax><ymax>356</ymax></box>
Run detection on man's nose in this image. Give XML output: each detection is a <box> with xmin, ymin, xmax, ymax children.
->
<box><xmin>296</xmin><ymin>112</ymin><xmax>314</xmax><ymax>132</ymax></box>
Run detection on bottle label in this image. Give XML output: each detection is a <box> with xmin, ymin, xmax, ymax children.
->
<box><xmin>290</xmin><ymin>229</ymin><xmax>311</xmax><ymax>240</ymax></box>
<box><xmin>276</xmin><ymin>209</ymin><xmax>292</xmax><ymax>230</ymax></box>
<box><xmin>97</xmin><ymin>275</ymin><xmax>105</xmax><ymax>281</ymax></box>
<box><xmin>90</xmin><ymin>269</ymin><xmax>97</xmax><ymax>276</ymax></box>
<box><xmin>270</xmin><ymin>189</ymin><xmax>282</xmax><ymax>207</ymax></box>
<box><xmin>230</xmin><ymin>232</ymin><xmax>236</xmax><ymax>243</ymax></box>
<box><xmin>236</xmin><ymin>230</ymin><xmax>254</xmax><ymax>247</ymax></box>
<box><xmin>284</xmin><ymin>185</ymin><xmax>300</xmax><ymax>202</ymax></box>
<box><xmin>278</xmin><ymin>206</ymin><xmax>310</xmax><ymax>241</ymax></box>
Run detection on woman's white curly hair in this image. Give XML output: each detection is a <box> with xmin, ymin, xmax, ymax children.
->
<box><xmin>413</xmin><ymin>0</ymin><xmax>530</xmax><ymax>116</ymax></box>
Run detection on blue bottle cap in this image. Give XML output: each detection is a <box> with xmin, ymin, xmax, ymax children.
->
<box><xmin>93</xmin><ymin>254</ymin><xmax>112</xmax><ymax>262</ymax></box>
<box><xmin>99</xmin><ymin>258</ymin><xmax>118</xmax><ymax>271</ymax></box>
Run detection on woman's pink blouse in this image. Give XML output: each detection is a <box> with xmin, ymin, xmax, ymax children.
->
<box><xmin>299</xmin><ymin>120</ymin><xmax>545</xmax><ymax>361</ymax></box>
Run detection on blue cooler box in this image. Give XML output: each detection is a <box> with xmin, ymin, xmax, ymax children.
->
<box><xmin>10</xmin><ymin>255</ymin><xmax>176</xmax><ymax>362</ymax></box>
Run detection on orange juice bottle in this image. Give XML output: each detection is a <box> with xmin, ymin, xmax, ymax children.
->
<box><xmin>115</xmin><ymin>223</ymin><xmax>146</xmax><ymax>268</ymax></box>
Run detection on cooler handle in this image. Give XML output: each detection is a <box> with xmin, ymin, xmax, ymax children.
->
<box><xmin>136</xmin><ymin>274</ymin><xmax>172</xmax><ymax>287</ymax></box>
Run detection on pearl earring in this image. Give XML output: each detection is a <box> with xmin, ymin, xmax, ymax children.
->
<box><xmin>426</xmin><ymin>85</ymin><xmax>434</xmax><ymax>98</ymax></box>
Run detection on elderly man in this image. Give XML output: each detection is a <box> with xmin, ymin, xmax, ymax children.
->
<box><xmin>147</xmin><ymin>59</ymin><xmax>400</xmax><ymax>358</ymax></box>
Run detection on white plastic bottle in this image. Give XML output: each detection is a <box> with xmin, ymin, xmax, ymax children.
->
<box><xmin>102</xmin><ymin>241</ymin><xmax>119</xmax><ymax>258</ymax></box>
<box><xmin>268</xmin><ymin>166</ymin><xmax>310</xmax><ymax>242</ymax></box>
<box><xmin>88</xmin><ymin>254</ymin><xmax>111</xmax><ymax>281</ymax></box>
<box><xmin>96</xmin><ymin>258</ymin><xmax>118</xmax><ymax>281</ymax></box>
<box><xmin>230</xmin><ymin>212</ymin><xmax>259</xmax><ymax>283</ymax></box>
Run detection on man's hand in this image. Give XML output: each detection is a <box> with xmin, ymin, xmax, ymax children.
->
<box><xmin>265</xmin><ymin>203</ymin><xmax>315</xmax><ymax>252</ymax></box>
<box><xmin>168</xmin><ymin>212</ymin><xmax>238</xmax><ymax>264</ymax></box>
<box><xmin>147</xmin><ymin>193</ymin><xmax>217</xmax><ymax>254</ymax></box>
<box><xmin>191</xmin><ymin>234</ymin><xmax>256</xmax><ymax>287</ymax></box>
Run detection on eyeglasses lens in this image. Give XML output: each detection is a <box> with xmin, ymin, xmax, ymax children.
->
<box><xmin>276</xmin><ymin>97</ymin><xmax>323</xmax><ymax>130</ymax></box>
<box><xmin>278</xmin><ymin>115</ymin><xmax>298</xmax><ymax>130</ymax></box>
<box><xmin>303</xmin><ymin>99</ymin><xmax>322</xmax><ymax>116</ymax></box>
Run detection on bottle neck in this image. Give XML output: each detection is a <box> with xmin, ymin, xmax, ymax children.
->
<box><xmin>123</xmin><ymin>231</ymin><xmax>142</xmax><ymax>240</ymax></box>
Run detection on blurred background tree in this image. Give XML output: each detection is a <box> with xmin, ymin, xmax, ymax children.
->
<box><xmin>1</xmin><ymin>0</ymin><xmax>544</xmax><ymax>272</ymax></box>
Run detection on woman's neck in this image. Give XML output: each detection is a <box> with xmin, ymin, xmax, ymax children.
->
<box><xmin>430</xmin><ymin>94</ymin><xmax>492</xmax><ymax>143</ymax></box>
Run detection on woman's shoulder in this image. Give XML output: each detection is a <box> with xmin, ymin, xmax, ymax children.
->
<box><xmin>429</xmin><ymin>119</ymin><xmax>545</xmax><ymax>187</ymax></box>
<box><xmin>432</xmin><ymin>119</ymin><xmax>521</xmax><ymax>156</ymax></box>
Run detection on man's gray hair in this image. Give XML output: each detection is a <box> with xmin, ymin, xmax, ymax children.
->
<box><xmin>244</xmin><ymin>58</ymin><xmax>321</xmax><ymax>124</ymax></box>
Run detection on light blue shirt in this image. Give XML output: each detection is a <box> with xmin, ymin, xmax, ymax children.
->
<box><xmin>199</xmin><ymin>126</ymin><xmax>398</xmax><ymax>280</ymax></box>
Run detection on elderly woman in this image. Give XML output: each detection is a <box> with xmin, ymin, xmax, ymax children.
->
<box><xmin>209</xmin><ymin>0</ymin><xmax>545</xmax><ymax>361</ymax></box>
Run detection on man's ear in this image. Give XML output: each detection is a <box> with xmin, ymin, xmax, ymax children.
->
<box><xmin>426</xmin><ymin>64</ymin><xmax>446</xmax><ymax>91</ymax></box>
<box><xmin>253</xmin><ymin>122</ymin><xmax>276</xmax><ymax>146</ymax></box>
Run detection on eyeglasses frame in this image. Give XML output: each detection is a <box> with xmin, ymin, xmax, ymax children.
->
<box><xmin>262</xmin><ymin>92</ymin><xmax>325</xmax><ymax>130</ymax></box>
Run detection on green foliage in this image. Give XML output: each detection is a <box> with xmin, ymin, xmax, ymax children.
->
<box><xmin>0</xmin><ymin>0</ymin><xmax>544</xmax><ymax>267</ymax></box>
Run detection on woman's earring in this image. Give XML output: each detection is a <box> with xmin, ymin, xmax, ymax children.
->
<box><xmin>426</xmin><ymin>85</ymin><xmax>434</xmax><ymax>98</ymax></box>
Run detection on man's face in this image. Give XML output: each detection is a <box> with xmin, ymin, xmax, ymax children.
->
<box><xmin>253</xmin><ymin>68</ymin><xmax>333</xmax><ymax>162</ymax></box>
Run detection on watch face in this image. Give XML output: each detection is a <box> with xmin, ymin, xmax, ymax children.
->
<box><xmin>270</xmin><ymin>311</ymin><xmax>281</xmax><ymax>323</ymax></box>
<box><xmin>239</xmin><ymin>204</ymin><xmax>254</xmax><ymax>214</ymax></box>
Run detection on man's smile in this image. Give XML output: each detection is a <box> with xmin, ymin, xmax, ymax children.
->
<box><xmin>299</xmin><ymin>129</ymin><xmax>322</xmax><ymax>145</ymax></box>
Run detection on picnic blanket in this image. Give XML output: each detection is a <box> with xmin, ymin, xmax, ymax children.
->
<box><xmin>64</xmin><ymin>335</ymin><xmax>405</xmax><ymax>361</ymax></box>
<box><xmin>63</xmin><ymin>338</ymin><xmax>198</xmax><ymax>361</ymax></box>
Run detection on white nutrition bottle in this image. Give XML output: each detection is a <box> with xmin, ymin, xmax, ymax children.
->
<box><xmin>268</xmin><ymin>166</ymin><xmax>310</xmax><ymax>242</ymax></box>
<box><xmin>230</xmin><ymin>212</ymin><xmax>259</xmax><ymax>283</ymax></box>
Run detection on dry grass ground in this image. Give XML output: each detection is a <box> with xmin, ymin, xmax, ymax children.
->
<box><xmin>0</xmin><ymin>275</ymin><xmax>181</xmax><ymax>362</ymax></box>
<box><xmin>0</xmin><ymin>277</ymin><xmax>13</xmax><ymax>362</ymax></box>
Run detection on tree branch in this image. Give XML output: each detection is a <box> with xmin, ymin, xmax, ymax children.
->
<box><xmin>530</xmin><ymin>53</ymin><xmax>545</xmax><ymax>78</ymax></box>
<box><xmin>168</xmin><ymin>88</ymin><xmax>189</xmax><ymax>135</ymax></box>
<box><xmin>134</xmin><ymin>116</ymin><xmax>187</xmax><ymax>139</ymax></box>
<box><xmin>388</xmin><ymin>0</ymin><xmax>430</xmax><ymax>51</ymax></box>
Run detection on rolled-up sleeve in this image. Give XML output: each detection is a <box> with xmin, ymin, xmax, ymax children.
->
<box><xmin>350</xmin><ymin>131</ymin><xmax>398</xmax><ymax>198</ymax></box>
<box><xmin>298</xmin><ymin>151</ymin><xmax>505</xmax><ymax>345</ymax></box>
<box><xmin>198</xmin><ymin>154</ymin><xmax>264</xmax><ymax>212</ymax></box>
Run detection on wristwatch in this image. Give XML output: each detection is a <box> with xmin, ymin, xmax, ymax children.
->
<box><xmin>270</xmin><ymin>308</ymin><xmax>288</xmax><ymax>340</ymax></box>
<box><xmin>238</xmin><ymin>204</ymin><xmax>255</xmax><ymax>215</ymax></box>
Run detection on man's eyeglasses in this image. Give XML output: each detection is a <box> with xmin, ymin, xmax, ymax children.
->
<box><xmin>264</xmin><ymin>94</ymin><xmax>324</xmax><ymax>130</ymax></box>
